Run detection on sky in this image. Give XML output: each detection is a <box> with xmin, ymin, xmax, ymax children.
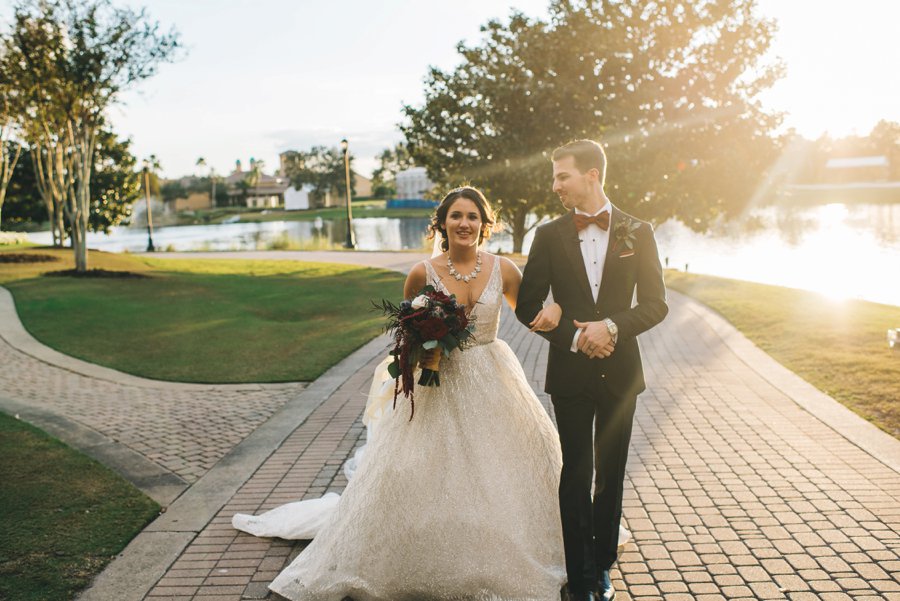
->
<box><xmin>3</xmin><ymin>0</ymin><xmax>899</xmax><ymax>179</ymax></box>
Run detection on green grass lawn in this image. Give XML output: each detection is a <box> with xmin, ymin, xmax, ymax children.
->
<box><xmin>0</xmin><ymin>240</ymin><xmax>38</xmax><ymax>250</ymax></box>
<box><xmin>0</xmin><ymin>248</ymin><xmax>405</xmax><ymax>383</ymax></box>
<box><xmin>0</xmin><ymin>411</ymin><xmax>160</xmax><ymax>601</ymax></box>
<box><xmin>666</xmin><ymin>270</ymin><xmax>900</xmax><ymax>439</ymax></box>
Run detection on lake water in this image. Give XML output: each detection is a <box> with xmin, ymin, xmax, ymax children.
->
<box><xmin>26</xmin><ymin>202</ymin><xmax>900</xmax><ymax>306</ymax></box>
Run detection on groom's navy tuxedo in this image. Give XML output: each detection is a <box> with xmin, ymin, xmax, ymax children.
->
<box><xmin>516</xmin><ymin>206</ymin><xmax>667</xmax><ymax>594</ymax></box>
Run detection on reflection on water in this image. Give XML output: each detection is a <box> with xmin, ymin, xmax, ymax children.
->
<box><xmin>26</xmin><ymin>203</ymin><xmax>900</xmax><ymax>306</ymax></box>
<box><xmin>653</xmin><ymin>203</ymin><xmax>900</xmax><ymax>306</ymax></box>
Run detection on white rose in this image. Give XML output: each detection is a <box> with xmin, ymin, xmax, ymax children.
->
<box><xmin>411</xmin><ymin>294</ymin><xmax>429</xmax><ymax>309</ymax></box>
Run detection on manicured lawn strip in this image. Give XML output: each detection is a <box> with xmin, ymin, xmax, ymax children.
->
<box><xmin>0</xmin><ymin>241</ymin><xmax>39</xmax><ymax>250</ymax></box>
<box><xmin>665</xmin><ymin>270</ymin><xmax>900</xmax><ymax>439</ymax></box>
<box><xmin>0</xmin><ymin>411</ymin><xmax>160</xmax><ymax>601</ymax></box>
<box><xmin>1</xmin><ymin>249</ymin><xmax>405</xmax><ymax>382</ymax></box>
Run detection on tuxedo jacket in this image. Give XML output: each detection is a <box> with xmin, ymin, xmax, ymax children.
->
<box><xmin>516</xmin><ymin>206</ymin><xmax>668</xmax><ymax>399</ymax></box>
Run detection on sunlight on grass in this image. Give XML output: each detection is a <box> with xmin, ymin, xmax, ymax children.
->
<box><xmin>666</xmin><ymin>270</ymin><xmax>900</xmax><ymax>439</ymax></box>
<box><xmin>1</xmin><ymin>249</ymin><xmax>405</xmax><ymax>383</ymax></box>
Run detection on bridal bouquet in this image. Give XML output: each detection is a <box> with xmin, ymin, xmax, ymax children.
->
<box><xmin>375</xmin><ymin>286</ymin><xmax>476</xmax><ymax>418</ymax></box>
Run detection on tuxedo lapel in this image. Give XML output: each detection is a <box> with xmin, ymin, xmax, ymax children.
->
<box><xmin>557</xmin><ymin>211</ymin><xmax>595</xmax><ymax>304</ymax></box>
<box><xmin>597</xmin><ymin>205</ymin><xmax>623</xmax><ymax>307</ymax></box>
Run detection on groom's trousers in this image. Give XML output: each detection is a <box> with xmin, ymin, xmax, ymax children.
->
<box><xmin>552</xmin><ymin>379</ymin><xmax>636</xmax><ymax>593</ymax></box>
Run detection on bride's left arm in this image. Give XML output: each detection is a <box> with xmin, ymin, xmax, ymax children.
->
<box><xmin>499</xmin><ymin>257</ymin><xmax>522</xmax><ymax>311</ymax></box>
<box><xmin>501</xmin><ymin>257</ymin><xmax>560</xmax><ymax>331</ymax></box>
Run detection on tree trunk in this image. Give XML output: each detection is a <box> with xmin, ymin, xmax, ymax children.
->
<box><xmin>71</xmin><ymin>128</ymin><xmax>94</xmax><ymax>272</ymax></box>
<box><xmin>511</xmin><ymin>205</ymin><xmax>528</xmax><ymax>254</ymax></box>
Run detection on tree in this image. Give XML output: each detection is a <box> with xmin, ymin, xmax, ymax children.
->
<box><xmin>196</xmin><ymin>156</ymin><xmax>218</xmax><ymax>207</ymax></box>
<box><xmin>1</xmin><ymin>0</ymin><xmax>179</xmax><ymax>270</ymax></box>
<box><xmin>160</xmin><ymin>180</ymin><xmax>186</xmax><ymax>203</ymax></box>
<box><xmin>402</xmin><ymin>1</ymin><xmax>782</xmax><ymax>252</ymax></box>
<box><xmin>371</xmin><ymin>143</ymin><xmax>415</xmax><ymax>198</ymax></box>
<box><xmin>282</xmin><ymin>146</ymin><xmax>356</xmax><ymax>204</ymax></box>
<box><xmin>1</xmin><ymin>126</ymin><xmax>140</xmax><ymax>233</ymax></box>
<box><xmin>86</xmin><ymin>127</ymin><xmax>140</xmax><ymax>233</ymax></box>
<box><xmin>0</xmin><ymin>143</ymin><xmax>44</xmax><ymax>230</ymax></box>
<box><xmin>0</xmin><ymin>96</ymin><xmax>23</xmax><ymax>229</ymax></box>
<box><xmin>245</xmin><ymin>159</ymin><xmax>265</xmax><ymax>206</ymax></box>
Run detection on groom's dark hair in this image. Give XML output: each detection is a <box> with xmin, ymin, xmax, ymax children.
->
<box><xmin>552</xmin><ymin>139</ymin><xmax>607</xmax><ymax>185</ymax></box>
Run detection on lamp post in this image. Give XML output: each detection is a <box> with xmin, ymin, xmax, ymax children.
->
<box><xmin>340</xmin><ymin>138</ymin><xmax>355</xmax><ymax>249</ymax></box>
<box><xmin>142</xmin><ymin>158</ymin><xmax>155</xmax><ymax>252</ymax></box>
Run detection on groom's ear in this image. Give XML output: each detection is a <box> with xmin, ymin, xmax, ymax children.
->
<box><xmin>586</xmin><ymin>167</ymin><xmax>601</xmax><ymax>182</ymax></box>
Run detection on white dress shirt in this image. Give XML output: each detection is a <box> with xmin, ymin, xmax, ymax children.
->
<box><xmin>570</xmin><ymin>201</ymin><xmax>612</xmax><ymax>353</ymax></box>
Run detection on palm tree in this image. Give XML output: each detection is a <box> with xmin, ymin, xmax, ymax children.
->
<box><xmin>246</xmin><ymin>158</ymin><xmax>265</xmax><ymax>208</ymax></box>
<box><xmin>196</xmin><ymin>156</ymin><xmax>218</xmax><ymax>207</ymax></box>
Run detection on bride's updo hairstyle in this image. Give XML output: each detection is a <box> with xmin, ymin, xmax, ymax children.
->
<box><xmin>429</xmin><ymin>186</ymin><xmax>497</xmax><ymax>252</ymax></box>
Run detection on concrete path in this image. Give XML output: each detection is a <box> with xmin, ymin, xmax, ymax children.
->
<box><xmin>3</xmin><ymin>251</ymin><xmax>899</xmax><ymax>600</ymax></box>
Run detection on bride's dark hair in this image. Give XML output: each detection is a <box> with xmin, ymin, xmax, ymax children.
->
<box><xmin>429</xmin><ymin>186</ymin><xmax>497</xmax><ymax>252</ymax></box>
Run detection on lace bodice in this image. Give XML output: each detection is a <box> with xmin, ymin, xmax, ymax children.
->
<box><xmin>424</xmin><ymin>255</ymin><xmax>502</xmax><ymax>346</ymax></box>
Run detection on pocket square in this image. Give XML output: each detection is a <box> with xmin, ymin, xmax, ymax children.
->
<box><xmin>618</xmin><ymin>250</ymin><xmax>635</xmax><ymax>258</ymax></box>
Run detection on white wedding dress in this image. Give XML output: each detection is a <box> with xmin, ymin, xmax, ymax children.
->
<box><xmin>232</xmin><ymin>258</ymin><xmax>628</xmax><ymax>600</ymax></box>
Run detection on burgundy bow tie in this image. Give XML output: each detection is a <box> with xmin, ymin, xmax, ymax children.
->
<box><xmin>574</xmin><ymin>211</ymin><xmax>610</xmax><ymax>232</ymax></box>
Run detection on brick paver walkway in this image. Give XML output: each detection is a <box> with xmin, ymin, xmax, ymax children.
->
<box><xmin>138</xmin><ymin>293</ymin><xmax>900</xmax><ymax>600</ymax></box>
<box><xmin>0</xmin><ymin>319</ymin><xmax>303</xmax><ymax>487</ymax></box>
<box><xmin>0</xmin><ymin>251</ymin><xmax>429</xmax><ymax>493</ymax></box>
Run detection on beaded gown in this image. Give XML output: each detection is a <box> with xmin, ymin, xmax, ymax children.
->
<box><xmin>234</xmin><ymin>257</ymin><xmax>567</xmax><ymax>600</ymax></box>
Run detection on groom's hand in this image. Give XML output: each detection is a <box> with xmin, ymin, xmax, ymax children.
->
<box><xmin>529</xmin><ymin>302</ymin><xmax>562</xmax><ymax>332</ymax></box>
<box><xmin>573</xmin><ymin>320</ymin><xmax>616</xmax><ymax>358</ymax></box>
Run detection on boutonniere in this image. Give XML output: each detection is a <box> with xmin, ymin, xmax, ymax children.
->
<box><xmin>612</xmin><ymin>218</ymin><xmax>640</xmax><ymax>255</ymax></box>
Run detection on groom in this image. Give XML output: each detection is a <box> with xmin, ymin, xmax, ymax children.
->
<box><xmin>517</xmin><ymin>139</ymin><xmax>668</xmax><ymax>601</ymax></box>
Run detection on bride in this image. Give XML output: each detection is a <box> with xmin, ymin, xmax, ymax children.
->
<box><xmin>233</xmin><ymin>187</ymin><xmax>627</xmax><ymax>600</ymax></box>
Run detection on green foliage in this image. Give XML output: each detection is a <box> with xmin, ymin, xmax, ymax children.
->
<box><xmin>371</xmin><ymin>143</ymin><xmax>416</xmax><ymax>198</ymax></box>
<box><xmin>0</xmin><ymin>142</ymin><xmax>44</xmax><ymax>230</ymax></box>
<box><xmin>90</xmin><ymin>128</ymin><xmax>141</xmax><ymax>233</ymax></box>
<box><xmin>402</xmin><ymin>1</ymin><xmax>782</xmax><ymax>251</ymax></box>
<box><xmin>282</xmin><ymin>146</ymin><xmax>356</xmax><ymax>201</ymax></box>
<box><xmin>159</xmin><ymin>181</ymin><xmax>184</xmax><ymax>203</ymax></box>
<box><xmin>796</xmin><ymin>120</ymin><xmax>900</xmax><ymax>183</ymax></box>
<box><xmin>0</xmin><ymin>0</ymin><xmax>181</xmax><ymax>270</ymax></box>
<box><xmin>2</xmin><ymin>128</ymin><xmax>140</xmax><ymax>233</ymax></box>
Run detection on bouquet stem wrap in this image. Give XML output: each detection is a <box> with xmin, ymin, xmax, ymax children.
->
<box><xmin>418</xmin><ymin>348</ymin><xmax>441</xmax><ymax>387</ymax></box>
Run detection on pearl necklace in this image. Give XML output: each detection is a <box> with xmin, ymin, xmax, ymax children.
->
<box><xmin>447</xmin><ymin>252</ymin><xmax>482</xmax><ymax>283</ymax></box>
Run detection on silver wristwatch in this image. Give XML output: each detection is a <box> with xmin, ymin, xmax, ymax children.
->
<box><xmin>603</xmin><ymin>318</ymin><xmax>618</xmax><ymax>341</ymax></box>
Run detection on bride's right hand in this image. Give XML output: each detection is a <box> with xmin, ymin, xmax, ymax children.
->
<box><xmin>529</xmin><ymin>302</ymin><xmax>562</xmax><ymax>332</ymax></box>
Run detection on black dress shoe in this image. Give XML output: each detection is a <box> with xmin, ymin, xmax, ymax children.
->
<box><xmin>597</xmin><ymin>570</ymin><xmax>616</xmax><ymax>601</ymax></box>
<box><xmin>568</xmin><ymin>592</ymin><xmax>599</xmax><ymax>601</ymax></box>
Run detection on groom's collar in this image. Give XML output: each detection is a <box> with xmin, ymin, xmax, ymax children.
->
<box><xmin>574</xmin><ymin>200</ymin><xmax>612</xmax><ymax>218</ymax></box>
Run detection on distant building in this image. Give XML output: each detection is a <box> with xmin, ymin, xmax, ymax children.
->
<box><xmin>395</xmin><ymin>167</ymin><xmax>433</xmax><ymax>199</ymax></box>
<box><xmin>823</xmin><ymin>155</ymin><xmax>890</xmax><ymax>184</ymax></box>
<box><xmin>276</xmin><ymin>151</ymin><xmax>372</xmax><ymax>208</ymax></box>
<box><xmin>355</xmin><ymin>173</ymin><xmax>373</xmax><ymax>198</ymax></box>
<box><xmin>284</xmin><ymin>185</ymin><xmax>312</xmax><ymax>211</ymax></box>
<box><xmin>389</xmin><ymin>167</ymin><xmax>436</xmax><ymax>209</ymax></box>
<box><xmin>225</xmin><ymin>159</ymin><xmax>291</xmax><ymax>208</ymax></box>
<box><xmin>174</xmin><ymin>192</ymin><xmax>212</xmax><ymax>212</ymax></box>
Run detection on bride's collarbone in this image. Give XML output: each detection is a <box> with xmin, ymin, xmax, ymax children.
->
<box><xmin>429</xmin><ymin>257</ymin><xmax>493</xmax><ymax>308</ymax></box>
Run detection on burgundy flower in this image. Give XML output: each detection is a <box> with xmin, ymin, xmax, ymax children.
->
<box><xmin>417</xmin><ymin>317</ymin><xmax>449</xmax><ymax>340</ymax></box>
